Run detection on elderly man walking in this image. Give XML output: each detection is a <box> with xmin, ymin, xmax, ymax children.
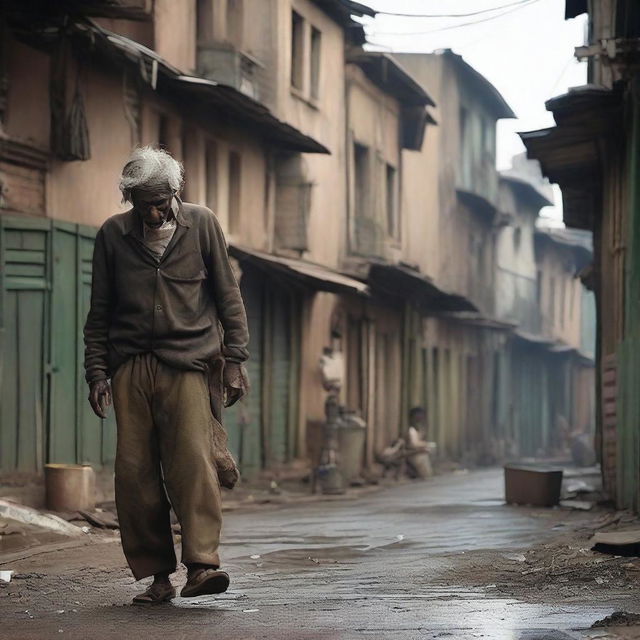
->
<box><xmin>84</xmin><ymin>147</ymin><xmax>249</xmax><ymax>604</ymax></box>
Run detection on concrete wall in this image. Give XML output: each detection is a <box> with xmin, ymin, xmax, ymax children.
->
<box><xmin>4</xmin><ymin>33</ymin><xmax>272</xmax><ymax>243</ymax></box>
<box><xmin>346</xmin><ymin>63</ymin><xmax>402</xmax><ymax>262</ymax></box>
<box><xmin>495</xmin><ymin>182</ymin><xmax>540</xmax><ymax>330</ymax></box>
<box><xmin>397</xmin><ymin>53</ymin><xmax>498</xmax><ymax>313</ymax></box>
<box><xmin>272</xmin><ymin>0</ymin><xmax>347</xmax><ymax>269</ymax></box>
<box><xmin>536</xmin><ymin>240</ymin><xmax>584</xmax><ymax>348</ymax></box>
<box><xmin>154</xmin><ymin>0</ymin><xmax>197</xmax><ymax>72</ymax></box>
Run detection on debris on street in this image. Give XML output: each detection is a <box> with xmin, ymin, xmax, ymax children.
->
<box><xmin>0</xmin><ymin>570</ymin><xmax>14</xmax><ymax>582</ymax></box>
<box><xmin>0</xmin><ymin>501</ymin><xmax>86</xmax><ymax>537</ymax></box>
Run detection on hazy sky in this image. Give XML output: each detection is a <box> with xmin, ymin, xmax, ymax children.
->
<box><xmin>358</xmin><ymin>0</ymin><xmax>588</xmax><ymax>218</ymax></box>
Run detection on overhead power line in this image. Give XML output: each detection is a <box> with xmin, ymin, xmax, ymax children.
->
<box><xmin>365</xmin><ymin>0</ymin><xmax>541</xmax><ymax>37</ymax></box>
<box><xmin>371</xmin><ymin>0</ymin><xmax>534</xmax><ymax>19</ymax></box>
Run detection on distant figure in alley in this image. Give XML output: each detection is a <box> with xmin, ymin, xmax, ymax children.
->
<box><xmin>83</xmin><ymin>147</ymin><xmax>249</xmax><ymax>604</ymax></box>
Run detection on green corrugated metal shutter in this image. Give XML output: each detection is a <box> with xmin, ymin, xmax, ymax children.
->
<box><xmin>266</xmin><ymin>288</ymin><xmax>292</xmax><ymax>465</ymax></box>
<box><xmin>225</xmin><ymin>266</ymin><xmax>264</xmax><ymax>476</ymax></box>
<box><xmin>49</xmin><ymin>223</ymin><xmax>116</xmax><ymax>468</ymax></box>
<box><xmin>0</xmin><ymin>217</ymin><xmax>50</xmax><ymax>472</ymax></box>
<box><xmin>1</xmin><ymin>215</ymin><xmax>115</xmax><ymax>474</ymax></box>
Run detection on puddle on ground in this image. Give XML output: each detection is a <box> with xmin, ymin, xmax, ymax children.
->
<box><xmin>172</xmin><ymin>582</ymin><xmax>619</xmax><ymax>640</ymax></box>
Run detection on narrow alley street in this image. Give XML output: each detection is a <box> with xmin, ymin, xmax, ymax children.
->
<box><xmin>3</xmin><ymin>470</ymin><xmax>639</xmax><ymax>640</ymax></box>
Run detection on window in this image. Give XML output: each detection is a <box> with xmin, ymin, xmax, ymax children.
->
<box><xmin>385</xmin><ymin>163</ymin><xmax>398</xmax><ymax>238</ymax></box>
<box><xmin>291</xmin><ymin>11</ymin><xmax>304</xmax><ymax>90</ymax></box>
<box><xmin>310</xmin><ymin>26</ymin><xmax>321</xmax><ymax>100</ymax></box>
<box><xmin>205</xmin><ymin>141</ymin><xmax>218</xmax><ymax>212</ymax></box>
<box><xmin>228</xmin><ymin>151</ymin><xmax>241</xmax><ymax>234</ymax></box>
<box><xmin>513</xmin><ymin>227</ymin><xmax>522</xmax><ymax>250</ymax></box>
<box><xmin>274</xmin><ymin>155</ymin><xmax>312</xmax><ymax>252</ymax></box>
<box><xmin>354</xmin><ymin>143</ymin><xmax>369</xmax><ymax>221</ymax></box>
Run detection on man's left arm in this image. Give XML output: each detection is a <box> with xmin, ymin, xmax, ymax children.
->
<box><xmin>206</xmin><ymin>212</ymin><xmax>250</xmax><ymax>405</ymax></box>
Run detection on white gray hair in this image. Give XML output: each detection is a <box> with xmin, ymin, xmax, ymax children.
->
<box><xmin>119</xmin><ymin>146</ymin><xmax>184</xmax><ymax>203</ymax></box>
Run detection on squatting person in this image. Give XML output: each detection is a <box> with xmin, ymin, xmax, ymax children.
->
<box><xmin>83</xmin><ymin>147</ymin><xmax>249</xmax><ymax>604</ymax></box>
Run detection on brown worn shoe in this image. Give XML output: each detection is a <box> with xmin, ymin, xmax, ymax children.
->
<box><xmin>132</xmin><ymin>582</ymin><xmax>176</xmax><ymax>605</ymax></box>
<box><xmin>180</xmin><ymin>568</ymin><xmax>230</xmax><ymax>598</ymax></box>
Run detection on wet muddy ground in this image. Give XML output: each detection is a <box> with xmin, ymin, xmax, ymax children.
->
<box><xmin>2</xmin><ymin>469</ymin><xmax>640</xmax><ymax>639</ymax></box>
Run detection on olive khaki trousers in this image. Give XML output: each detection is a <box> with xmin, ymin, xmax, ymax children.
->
<box><xmin>112</xmin><ymin>353</ymin><xmax>222</xmax><ymax>580</ymax></box>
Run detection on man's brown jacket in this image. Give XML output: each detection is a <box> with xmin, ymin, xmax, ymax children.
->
<box><xmin>84</xmin><ymin>202</ymin><xmax>249</xmax><ymax>384</ymax></box>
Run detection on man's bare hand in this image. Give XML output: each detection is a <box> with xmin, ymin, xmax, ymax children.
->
<box><xmin>224</xmin><ymin>362</ymin><xmax>249</xmax><ymax>408</ymax></box>
<box><xmin>89</xmin><ymin>379</ymin><xmax>112</xmax><ymax>419</ymax></box>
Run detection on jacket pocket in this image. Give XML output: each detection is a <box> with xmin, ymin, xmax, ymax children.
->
<box><xmin>161</xmin><ymin>269</ymin><xmax>207</xmax><ymax>283</ymax></box>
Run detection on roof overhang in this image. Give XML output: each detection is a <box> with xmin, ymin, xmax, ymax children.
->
<box><xmin>4</xmin><ymin>0</ymin><xmax>152</xmax><ymax>22</ymax></box>
<box><xmin>100</xmin><ymin>28</ymin><xmax>330</xmax><ymax>154</ymax></box>
<box><xmin>347</xmin><ymin>52</ymin><xmax>437</xmax><ymax>151</ymax></box>
<box><xmin>441</xmin><ymin>49</ymin><xmax>515</xmax><ymax>120</ymax></box>
<box><xmin>565</xmin><ymin>0</ymin><xmax>588</xmax><ymax>19</ymax></box>
<box><xmin>456</xmin><ymin>188</ymin><xmax>497</xmax><ymax>223</ymax></box>
<box><xmin>511</xmin><ymin>330</ymin><xmax>595</xmax><ymax>363</ymax></box>
<box><xmin>367</xmin><ymin>263</ymin><xmax>477</xmax><ymax>313</ymax></box>
<box><xmin>230</xmin><ymin>245</ymin><xmax>369</xmax><ymax>297</ymax></box>
<box><xmin>348</xmin><ymin>52</ymin><xmax>436</xmax><ymax>108</ymax></box>
<box><xmin>7</xmin><ymin>17</ymin><xmax>329</xmax><ymax>155</ymax></box>
<box><xmin>310</xmin><ymin>0</ymin><xmax>376</xmax><ymax>45</ymax></box>
<box><xmin>520</xmin><ymin>85</ymin><xmax>624</xmax><ymax>230</ymax></box>
<box><xmin>535</xmin><ymin>228</ymin><xmax>593</xmax><ymax>268</ymax></box>
<box><xmin>500</xmin><ymin>174</ymin><xmax>554</xmax><ymax>210</ymax></box>
<box><xmin>440</xmin><ymin>312</ymin><xmax>516</xmax><ymax>330</ymax></box>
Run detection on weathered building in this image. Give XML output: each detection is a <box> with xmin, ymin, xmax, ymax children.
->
<box><xmin>0</xmin><ymin>0</ymin><xmax>373</xmax><ymax>483</ymax></box>
<box><xmin>0</xmin><ymin>0</ymin><xmax>600</xmax><ymax>498</ymax></box>
<box><xmin>394</xmin><ymin>51</ymin><xmax>517</xmax><ymax>464</ymax></box>
<box><xmin>521</xmin><ymin>0</ymin><xmax>639</xmax><ymax>506</ymax></box>
<box><xmin>492</xmin><ymin>156</ymin><xmax>595</xmax><ymax>458</ymax></box>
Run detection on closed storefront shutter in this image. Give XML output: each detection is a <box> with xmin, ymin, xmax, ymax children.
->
<box><xmin>49</xmin><ymin>222</ymin><xmax>116</xmax><ymax>468</ymax></box>
<box><xmin>225</xmin><ymin>266</ymin><xmax>264</xmax><ymax>476</ymax></box>
<box><xmin>0</xmin><ymin>215</ymin><xmax>116</xmax><ymax>474</ymax></box>
<box><xmin>266</xmin><ymin>288</ymin><xmax>292</xmax><ymax>466</ymax></box>
<box><xmin>0</xmin><ymin>217</ymin><xmax>50</xmax><ymax>472</ymax></box>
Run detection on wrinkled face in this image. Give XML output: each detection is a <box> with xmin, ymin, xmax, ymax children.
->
<box><xmin>132</xmin><ymin>192</ymin><xmax>174</xmax><ymax>227</ymax></box>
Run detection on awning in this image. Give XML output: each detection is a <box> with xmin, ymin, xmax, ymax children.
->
<box><xmin>9</xmin><ymin>18</ymin><xmax>330</xmax><ymax>155</ymax></box>
<box><xmin>512</xmin><ymin>331</ymin><xmax>595</xmax><ymax>363</ymax></box>
<box><xmin>367</xmin><ymin>263</ymin><xmax>477</xmax><ymax>313</ymax></box>
<box><xmin>441</xmin><ymin>312</ymin><xmax>516</xmax><ymax>330</ymax></box>
<box><xmin>519</xmin><ymin>85</ymin><xmax>623</xmax><ymax>230</ymax></box>
<box><xmin>512</xmin><ymin>330</ymin><xmax>555</xmax><ymax>346</ymax></box>
<box><xmin>230</xmin><ymin>245</ymin><xmax>369</xmax><ymax>297</ymax></box>
<box><xmin>499</xmin><ymin>174</ymin><xmax>554</xmax><ymax>210</ymax></box>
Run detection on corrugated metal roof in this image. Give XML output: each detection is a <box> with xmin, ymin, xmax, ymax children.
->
<box><xmin>88</xmin><ymin>24</ymin><xmax>331</xmax><ymax>154</ymax></box>
<box><xmin>230</xmin><ymin>245</ymin><xmax>369</xmax><ymax>297</ymax></box>
<box><xmin>367</xmin><ymin>263</ymin><xmax>478</xmax><ymax>313</ymax></box>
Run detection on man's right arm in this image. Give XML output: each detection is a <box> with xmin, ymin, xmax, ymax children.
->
<box><xmin>84</xmin><ymin>228</ymin><xmax>112</xmax><ymax>385</ymax></box>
